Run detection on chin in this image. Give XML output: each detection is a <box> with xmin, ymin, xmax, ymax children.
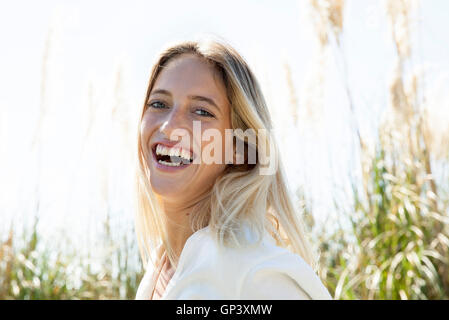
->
<box><xmin>150</xmin><ymin>179</ymin><xmax>186</xmax><ymax>198</ymax></box>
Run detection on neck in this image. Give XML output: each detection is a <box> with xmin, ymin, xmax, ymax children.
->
<box><xmin>157</xmin><ymin>190</ymin><xmax>211</xmax><ymax>259</ymax></box>
<box><xmin>159</xmin><ymin>198</ymin><xmax>195</xmax><ymax>258</ymax></box>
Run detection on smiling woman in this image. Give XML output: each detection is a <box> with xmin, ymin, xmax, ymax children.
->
<box><xmin>134</xmin><ymin>39</ymin><xmax>332</xmax><ymax>300</ymax></box>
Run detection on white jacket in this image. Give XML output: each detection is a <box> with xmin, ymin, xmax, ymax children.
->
<box><xmin>135</xmin><ymin>225</ymin><xmax>332</xmax><ymax>300</ymax></box>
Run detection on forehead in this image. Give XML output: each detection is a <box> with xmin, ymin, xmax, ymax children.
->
<box><xmin>152</xmin><ymin>54</ymin><xmax>228</xmax><ymax>104</ymax></box>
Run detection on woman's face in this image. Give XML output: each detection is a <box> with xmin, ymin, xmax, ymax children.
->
<box><xmin>140</xmin><ymin>54</ymin><xmax>232</xmax><ymax>205</ymax></box>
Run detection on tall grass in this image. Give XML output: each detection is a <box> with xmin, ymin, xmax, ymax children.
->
<box><xmin>0</xmin><ymin>217</ymin><xmax>143</xmax><ymax>300</ymax></box>
<box><xmin>306</xmin><ymin>0</ymin><xmax>449</xmax><ymax>299</ymax></box>
<box><xmin>0</xmin><ymin>18</ymin><xmax>142</xmax><ymax>299</ymax></box>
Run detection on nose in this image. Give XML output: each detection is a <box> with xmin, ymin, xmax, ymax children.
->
<box><xmin>159</xmin><ymin>104</ymin><xmax>189</xmax><ymax>141</ymax></box>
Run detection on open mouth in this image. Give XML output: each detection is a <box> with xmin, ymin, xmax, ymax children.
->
<box><xmin>152</xmin><ymin>143</ymin><xmax>193</xmax><ymax>167</ymax></box>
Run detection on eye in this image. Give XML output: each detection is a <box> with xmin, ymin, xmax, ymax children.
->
<box><xmin>147</xmin><ymin>101</ymin><xmax>167</xmax><ymax>109</ymax></box>
<box><xmin>195</xmin><ymin>108</ymin><xmax>215</xmax><ymax>118</ymax></box>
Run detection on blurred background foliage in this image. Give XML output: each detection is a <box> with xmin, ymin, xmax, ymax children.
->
<box><xmin>1</xmin><ymin>0</ymin><xmax>448</xmax><ymax>299</ymax></box>
<box><xmin>305</xmin><ymin>0</ymin><xmax>449</xmax><ymax>300</ymax></box>
<box><xmin>0</xmin><ymin>216</ymin><xmax>143</xmax><ymax>299</ymax></box>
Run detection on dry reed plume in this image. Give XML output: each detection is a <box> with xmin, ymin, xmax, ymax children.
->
<box><xmin>304</xmin><ymin>0</ymin><xmax>449</xmax><ymax>299</ymax></box>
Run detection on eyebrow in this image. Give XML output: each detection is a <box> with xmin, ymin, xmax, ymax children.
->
<box><xmin>149</xmin><ymin>89</ymin><xmax>221</xmax><ymax>115</ymax></box>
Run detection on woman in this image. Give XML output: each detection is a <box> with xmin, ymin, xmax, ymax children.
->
<box><xmin>134</xmin><ymin>39</ymin><xmax>332</xmax><ymax>300</ymax></box>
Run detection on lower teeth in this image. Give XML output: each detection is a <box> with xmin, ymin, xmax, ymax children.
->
<box><xmin>158</xmin><ymin>160</ymin><xmax>183</xmax><ymax>167</ymax></box>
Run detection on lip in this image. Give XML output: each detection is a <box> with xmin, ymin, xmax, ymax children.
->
<box><xmin>151</xmin><ymin>142</ymin><xmax>193</xmax><ymax>172</ymax></box>
<box><xmin>151</xmin><ymin>140</ymin><xmax>194</xmax><ymax>155</ymax></box>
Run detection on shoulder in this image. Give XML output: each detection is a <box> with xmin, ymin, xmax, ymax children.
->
<box><xmin>135</xmin><ymin>244</ymin><xmax>164</xmax><ymax>300</ymax></box>
<box><xmin>162</xmin><ymin>225</ymin><xmax>332</xmax><ymax>300</ymax></box>
<box><xmin>193</xmin><ymin>227</ymin><xmax>332</xmax><ymax>300</ymax></box>
<box><xmin>238</xmin><ymin>249</ymin><xmax>333</xmax><ymax>300</ymax></box>
<box><xmin>135</xmin><ymin>261</ymin><xmax>155</xmax><ymax>300</ymax></box>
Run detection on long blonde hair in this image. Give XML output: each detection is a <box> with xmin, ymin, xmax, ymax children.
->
<box><xmin>135</xmin><ymin>39</ymin><xmax>317</xmax><ymax>271</ymax></box>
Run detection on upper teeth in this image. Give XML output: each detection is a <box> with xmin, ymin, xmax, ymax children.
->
<box><xmin>156</xmin><ymin>144</ymin><xmax>192</xmax><ymax>161</ymax></box>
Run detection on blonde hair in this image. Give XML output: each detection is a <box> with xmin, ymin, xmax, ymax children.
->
<box><xmin>135</xmin><ymin>39</ymin><xmax>317</xmax><ymax>272</ymax></box>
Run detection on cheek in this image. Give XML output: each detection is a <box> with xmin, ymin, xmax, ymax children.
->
<box><xmin>197</xmin><ymin>127</ymin><xmax>229</xmax><ymax>173</ymax></box>
<box><xmin>139</xmin><ymin>114</ymin><xmax>158</xmax><ymax>159</ymax></box>
<box><xmin>140</xmin><ymin>113</ymin><xmax>154</xmax><ymax>140</ymax></box>
<box><xmin>196</xmin><ymin>162</ymin><xmax>226</xmax><ymax>190</ymax></box>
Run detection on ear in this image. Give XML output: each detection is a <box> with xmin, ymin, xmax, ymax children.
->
<box><xmin>225</xmin><ymin>134</ymin><xmax>238</xmax><ymax>165</ymax></box>
<box><xmin>225</xmin><ymin>149</ymin><xmax>242</xmax><ymax>165</ymax></box>
<box><xmin>225</xmin><ymin>150</ymin><xmax>237</xmax><ymax>165</ymax></box>
<box><xmin>225</xmin><ymin>134</ymin><xmax>246</xmax><ymax>165</ymax></box>
<box><xmin>234</xmin><ymin>149</ymin><xmax>245</xmax><ymax>164</ymax></box>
